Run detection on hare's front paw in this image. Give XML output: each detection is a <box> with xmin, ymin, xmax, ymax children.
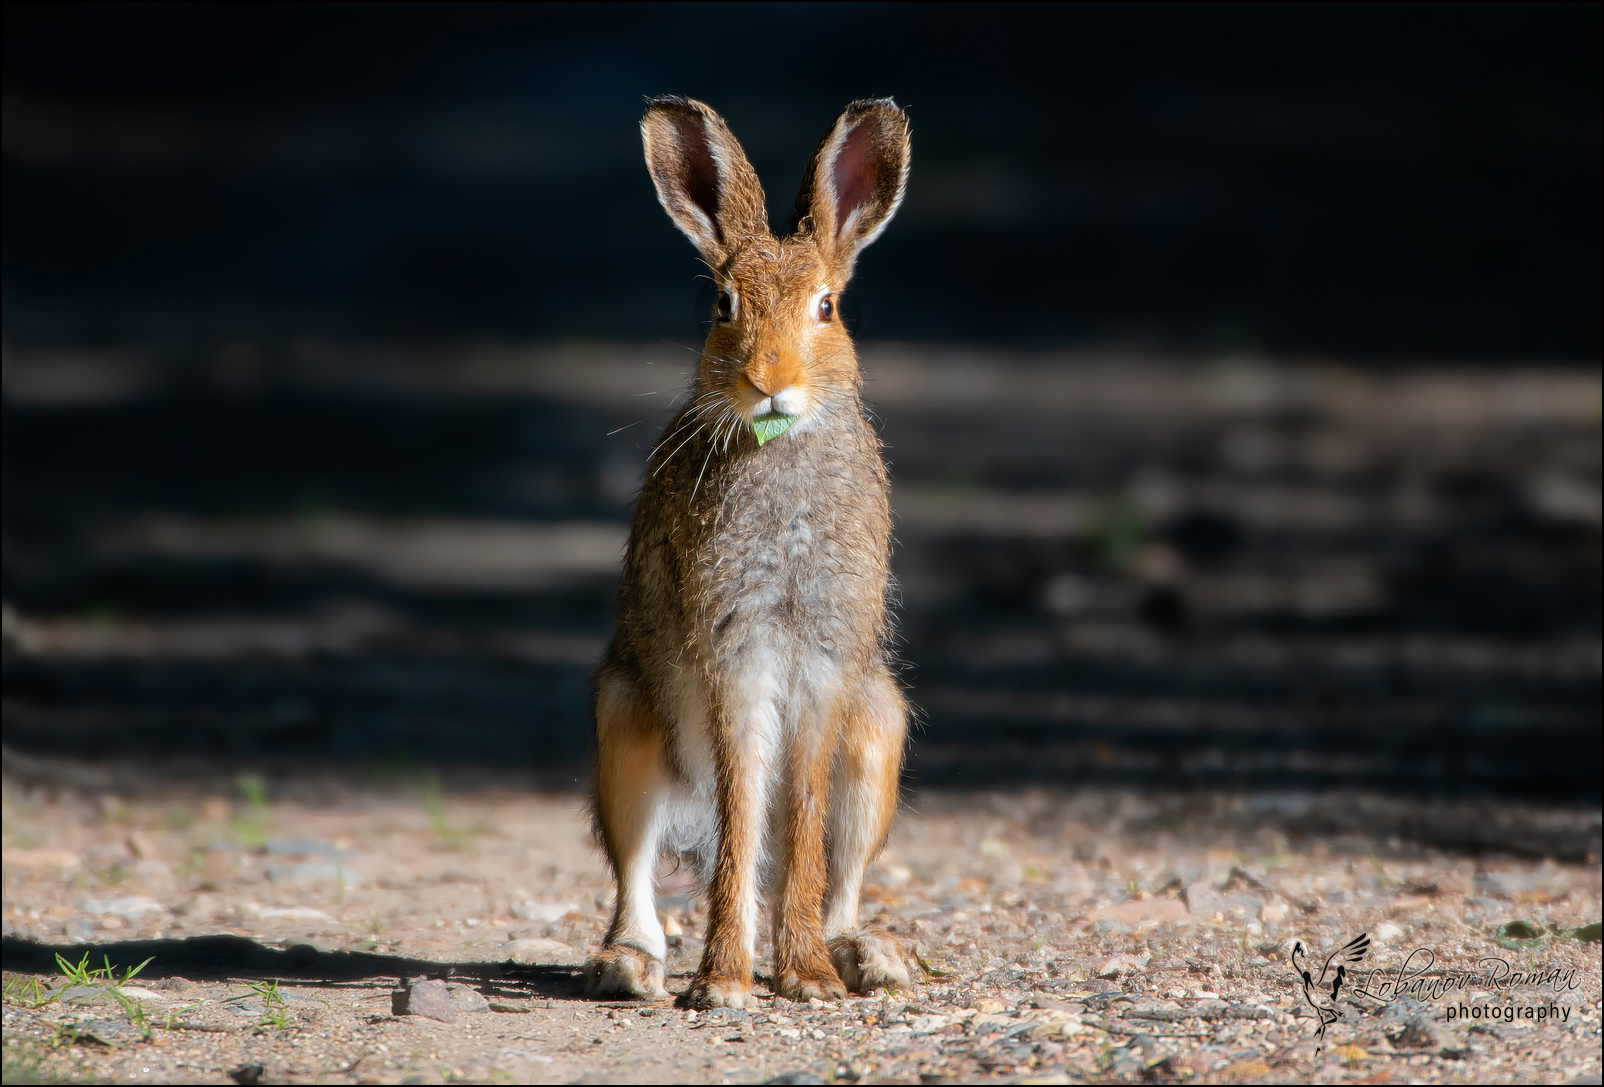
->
<box><xmin>583</xmin><ymin>944</ymin><xmax>667</xmax><ymax>1000</ymax></box>
<box><xmin>773</xmin><ymin>967</ymin><xmax>847</xmax><ymax>1003</ymax></box>
<box><xmin>829</xmin><ymin>929</ymin><xmax>917</xmax><ymax>994</ymax></box>
<box><xmin>679</xmin><ymin>973</ymin><xmax>755</xmax><ymax>1010</ymax></box>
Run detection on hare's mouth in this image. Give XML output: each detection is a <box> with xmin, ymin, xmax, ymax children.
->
<box><xmin>749</xmin><ymin>386</ymin><xmax>809</xmax><ymax>420</ymax></box>
<box><xmin>737</xmin><ymin>379</ymin><xmax>811</xmax><ymax>445</ymax></box>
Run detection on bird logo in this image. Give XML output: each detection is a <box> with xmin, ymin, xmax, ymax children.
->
<box><xmin>1290</xmin><ymin>933</ymin><xmax>1371</xmax><ymax>1052</ymax></box>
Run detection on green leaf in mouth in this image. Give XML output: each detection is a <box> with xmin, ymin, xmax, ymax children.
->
<box><xmin>752</xmin><ymin>411</ymin><xmax>797</xmax><ymax>446</ymax></box>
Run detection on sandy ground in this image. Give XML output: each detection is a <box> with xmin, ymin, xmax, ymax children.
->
<box><xmin>2</xmin><ymin>768</ymin><xmax>1599</xmax><ymax>1085</ymax></box>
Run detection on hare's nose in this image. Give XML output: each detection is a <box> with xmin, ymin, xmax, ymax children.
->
<box><xmin>744</xmin><ymin>358</ymin><xmax>781</xmax><ymax>396</ymax></box>
<box><xmin>746</xmin><ymin>351</ymin><xmax>807</xmax><ymax>399</ymax></box>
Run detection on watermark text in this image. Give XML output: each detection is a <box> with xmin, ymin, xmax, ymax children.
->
<box><xmin>1348</xmin><ymin>949</ymin><xmax>1580</xmax><ymax>1003</ymax></box>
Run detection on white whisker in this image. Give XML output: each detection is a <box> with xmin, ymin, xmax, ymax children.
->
<box><xmin>656</xmin><ymin>339</ymin><xmax>704</xmax><ymax>357</ymax></box>
<box><xmin>690</xmin><ymin>442</ymin><xmax>716</xmax><ymax>501</ymax></box>
<box><xmin>648</xmin><ymin>413</ymin><xmax>706</xmax><ymax>462</ymax></box>
<box><xmin>652</xmin><ymin>418</ymin><xmax>712</xmax><ymax>477</ymax></box>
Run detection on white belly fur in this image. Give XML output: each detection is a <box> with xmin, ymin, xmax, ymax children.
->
<box><xmin>661</xmin><ymin>630</ymin><xmax>844</xmax><ymax>875</ymax></box>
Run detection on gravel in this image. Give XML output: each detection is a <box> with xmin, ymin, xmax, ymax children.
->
<box><xmin>2</xmin><ymin>770</ymin><xmax>1599</xmax><ymax>1084</ymax></box>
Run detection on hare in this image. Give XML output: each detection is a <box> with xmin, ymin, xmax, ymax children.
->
<box><xmin>582</xmin><ymin>97</ymin><xmax>915</xmax><ymax>1009</ymax></box>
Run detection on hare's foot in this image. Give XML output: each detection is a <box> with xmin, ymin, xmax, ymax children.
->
<box><xmin>583</xmin><ymin>944</ymin><xmax>667</xmax><ymax>1000</ymax></box>
<box><xmin>679</xmin><ymin>973</ymin><xmax>755</xmax><ymax>1010</ymax></box>
<box><xmin>772</xmin><ymin>965</ymin><xmax>847</xmax><ymax>1003</ymax></box>
<box><xmin>829</xmin><ymin>929</ymin><xmax>917</xmax><ymax>994</ymax></box>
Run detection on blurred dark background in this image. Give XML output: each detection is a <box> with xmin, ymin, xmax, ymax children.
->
<box><xmin>4</xmin><ymin>2</ymin><xmax>1600</xmax><ymax>355</ymax></box>
<box><xmin>3</xmin><ymin>3</ymin><xmax>1600</xmax><ymax>824</ymax></box>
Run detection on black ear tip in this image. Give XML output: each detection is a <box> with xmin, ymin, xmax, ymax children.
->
<box><xmin>643</xmin><ymin>95</ymin><xmax>714</xmax><ymax>123</ymax></box>
<box><xmin>843</xmin><ymin>97</ymin><xmax>906</xmax><ymax>120</ymax></box>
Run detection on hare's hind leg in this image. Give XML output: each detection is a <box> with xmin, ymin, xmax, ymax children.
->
<box><xmin>825</xmin><ymin>669</ymin><xmax>917</xmax><ymax>994</ymax></box>
<box><xmin>584</xmin><ymin>667</ymin><xmax>671</xmax><ymax>1000</ymax></box>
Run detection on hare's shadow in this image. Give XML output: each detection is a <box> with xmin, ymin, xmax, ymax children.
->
<box><xmin>0</xmin><ymin>934</ymin><xmax>582</xmax><ymax>1001</ymax></box>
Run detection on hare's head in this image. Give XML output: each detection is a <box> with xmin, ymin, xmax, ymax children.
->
<box><xmin>642</xmin><ymin>97</ymin><xmax>909</xmax><ymax>444</ymax></box>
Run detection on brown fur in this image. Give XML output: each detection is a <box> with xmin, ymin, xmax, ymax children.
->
<box><xmin>587</xmin><ymin>97</ymin><xmax>915</xmax><ymax>1009</ymax></box>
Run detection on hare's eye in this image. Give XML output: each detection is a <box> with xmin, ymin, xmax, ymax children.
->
<box><xmin>817</xmin><ymin>295</ymin><xmax>834</xmax><ymax>322</ymax></box>
<box><xmin>715</xmin><ymin>290</ymin><xmax>734</xmax><ymax>323</ymax></box>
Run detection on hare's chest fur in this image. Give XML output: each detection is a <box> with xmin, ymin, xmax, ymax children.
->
<box><xmin>695</xmin><ymin>431</ymin><xmax>888</xmax><ymax>679</ymax></box>
<box><xmin>644</xmin><ymin>424</ymin><xmax>890</xmax><ymax>799</ymax></box>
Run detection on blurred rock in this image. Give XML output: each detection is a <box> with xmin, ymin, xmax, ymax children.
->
<box><xmin>1386</xmin><ymin>1015</ymin><xmax>1443</xmax><ymax>1050</ymax></box>
<box><xmin>1107</xmin><ymin>1047</ymin><xmax>1150</xmax><ymax>1080</ymax></box>
<box><xmin>1371</xmin><ymin>921</ymin><xmax>1405</xmax><ymax>943</ymax></box>
<box><xmin>81</xmin><ymin>896</ymin><xmax>163</xmax><ymax>919</ymax></box>
<box><xmin>265</xmin><ymin>838</ymin><xmax>355</xmax><ymax>860</ymax></box>
<box><xmin>1476</xmin><ymin>870</ymin><xmax>1570</xmax><ymax>901</ymax></box>
<box><xmin>393</xmin><ymin>977</ymin><xmax>456</xmax><ymax>1023</ymax></box>
<box><xmin>510</xmin><ymin>900</ymin><xmax>573</xmax><ymax>923</ymax></box>
<box><xmin>266</xmin><ymin>862</ymin><xmax>362</xmax><ymax>886</ymax></box>
<box><xmin>1097</xmin><ymin>953</ymin><xmax>1149</xmax><ymax>978</ymax></box>
<box><xmin>114</xmin><ymin>986</ymin><xmax>165</xmax><ymax>1001</ymax></box>
<box><xmin>1524</xmin><ymin>473</ymin><xmax>1602</xmax><ymax>527</ymax></box>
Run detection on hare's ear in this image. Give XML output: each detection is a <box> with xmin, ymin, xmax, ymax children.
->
<box><xmin>641</xmin><ymin>96</ymin><xmax>769</xmax><ymax>266</ymax></box>
<box><xmin>791</xmin><ymin>98</ymin><xmax>910</xmax><ymax>280</ymax></box>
